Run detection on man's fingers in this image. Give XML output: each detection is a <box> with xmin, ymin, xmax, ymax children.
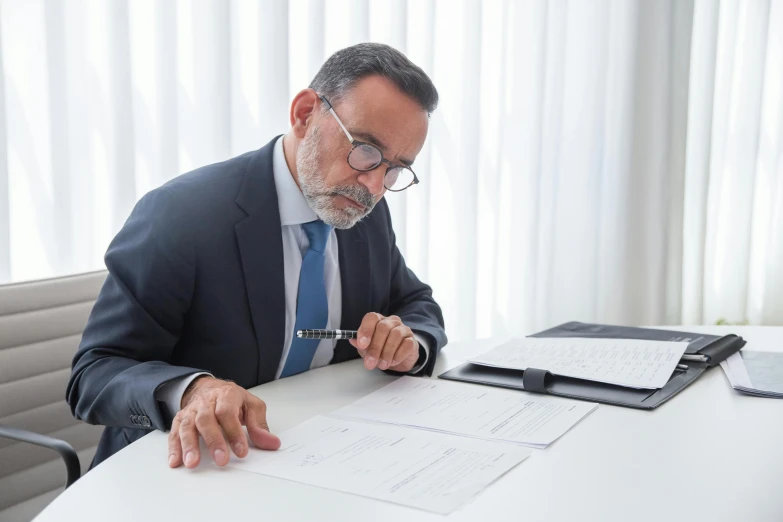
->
<box><xmin>389</xmin><ymin>337</ymin><xmax>419</xmax><ymax>372</ymax></box>
<box><xmin>194</xmin><ymin>405</ymin><xmax>230</xmax><ymax>466</ymax></box>
<box><xmin>349</xmin><ymin>338</ymin><xmax>368</xmax><ymax>360</ymax></box>
<box><xmin>390</xmin><ymin>330</ymin><xmax>416</xmax><ymax>368</ymax></box>
<box><xmin>365</xmin><ymin>316</ymin><xmax>399</xmax><ymax>370</ymax></box>
<box><xmin>357</xmin><ymin>312</ymin><xmax>382</xmax><ymax>350</ymax></box>
<box><xmin>246</xmin><ymin>400</ymin><xmax>281</xmax><ymax>451</ymax></box>
<box><xmin>378</xmin><ymin>325</ymin><xmax>409</xmax><ymax>370</ymax></box>
<box><xmin>168</xmin><ymin>415</ymin><xmax>184</xmax><ymax>468</ymax></box>
<box><xmin>178</xmin><ymin>410</ymin><xmax>202</xmax><ymax>469</ymax></box>
<box><xmin>215</xmin><ymin>399</ymin><xmax>247</xmax><ymax>458</ymax></box>
<box><xmin>167</xmin><ymin>379</ymin><xmax>280</xmax><ymax>469</ymax></box>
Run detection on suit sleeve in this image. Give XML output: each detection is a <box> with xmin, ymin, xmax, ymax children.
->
<box><xmin>66</xmin><ymin>188</ymin><xmax>205</xmax><ymax>432</ymax></box>
<box><xmin>382</xmin><ymin>206</ymin><xmax>448</xmax><ymax>376</ymax></box>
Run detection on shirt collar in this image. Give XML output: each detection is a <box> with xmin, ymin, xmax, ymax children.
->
<box><xmin>273</xmin><ymin>135</ymin><xmax>318</xmax><ymax>226</ymax></box>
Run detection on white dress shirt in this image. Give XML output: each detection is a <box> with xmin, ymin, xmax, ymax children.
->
<box><xmin>155</xmin><ymin>137</ymin><xmax>428</xmax><ymax>414</ymax></box>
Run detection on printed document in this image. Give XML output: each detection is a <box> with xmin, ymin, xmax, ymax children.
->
<box><xmin>332</xmin><ymin>376</ymin><xmax>596</xmax><ymax>448</ymax></box>
<box><xmin>470</xmin><ymin>337</ymin><xmax>689</xmax><ymax>389</ymax></box>
<box><xmin>721</xmin><ymin>351</ymin><xmax>783</xmax><ymax>398</ymax></box>
<box><xmin>226</xmin><ymin>415</ymin><xmax>530</xmax><ymax>514</ymax></box>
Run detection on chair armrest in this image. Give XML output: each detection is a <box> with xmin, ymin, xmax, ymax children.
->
<box><xmin>0</xmin><ymin>424</ymin><xmax>81</xmax><ymax>488</ymax></box>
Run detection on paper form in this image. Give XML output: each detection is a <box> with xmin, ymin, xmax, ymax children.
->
<box><xmin>332</xmin><ymin>376</ymin><xmax>596</xmax><ymax>448</ymax></box>
<box><xmin>721</xmin><ymin>351</ymin><xmax>783</xmax><ymax>398</ymax></box>
<box><xmin>225</xmin><ymin>415</ymin><xmax>531</xmax><ymax>515</ymax></box>
<box><xmin>470</xmin><ymin>337</ymin><xmax>689</xmax><ymax>389</ymax></box>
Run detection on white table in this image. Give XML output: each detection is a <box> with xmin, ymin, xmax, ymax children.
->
<box><xmin>36</xmin><ymin>326</ymin><xmax>783</xmax><ymax>522</ymax></box>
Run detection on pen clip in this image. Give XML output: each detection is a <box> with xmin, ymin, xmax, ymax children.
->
<box><xmin>681</xmin><ymin>353</ymin><xmax>709</xmax><ymax>363</ymax></box>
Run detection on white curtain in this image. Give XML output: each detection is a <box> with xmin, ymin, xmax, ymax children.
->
<box><xmin>0</xmin><ymin>0</ymin><xmax>781</xmax><ymax>341</ymax></box>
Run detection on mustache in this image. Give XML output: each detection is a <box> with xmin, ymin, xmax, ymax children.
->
<box><xmin>329</xmin><ymin>184</ymin><xmax>376</xmax><ymax>210</ymax></box>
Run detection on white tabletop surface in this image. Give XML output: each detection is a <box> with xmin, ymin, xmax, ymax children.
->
<box><xmin>36</xmin><ymin>326</ymin><xmax>783</xmax><ymax>522</ymax></box>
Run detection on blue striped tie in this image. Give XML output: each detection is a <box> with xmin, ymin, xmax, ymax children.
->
<box><xmin>280</xmin><ymin>219</ymin><xmax>332</xmax><ymax>377</ymax></box>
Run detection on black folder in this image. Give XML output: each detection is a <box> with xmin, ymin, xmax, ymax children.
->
<box><xmin>438</xmin><ymin>322</ymin><xmax>746</xmax><ymax>410</ymax></box>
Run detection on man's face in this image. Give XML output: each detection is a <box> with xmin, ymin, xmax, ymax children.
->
<box><xmin>296</xmin><ymin>76</ymin><xmax>429</xmax><ymax>229</ymax></box>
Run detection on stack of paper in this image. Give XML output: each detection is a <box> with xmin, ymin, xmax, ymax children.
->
<box><xmin>226</xmin><ymin>376</ymin><xmax>597</xmax><ymax>514</ymax></box>
<box><xmin>332</xmin><ymin>376</ymin><xmax>597</xmax><ymax>449</ymax></box>
<box><xmin>721</xmin><ymin>351</ymin><xmax>783</xmax><ymax>398</ymax></box>
<box><xmin>469</xmin><ymin>337</ymin><xmax>690</xmax><ymax>389</ymax></box>
<box><xmin>227</xmin><ymin>415</ymin><xmax>531</xmax><ymax>515</ymax></box>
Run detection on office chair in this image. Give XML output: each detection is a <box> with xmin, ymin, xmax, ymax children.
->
<box><xmin>0</xmin><ymin>425</ymin><xmax>80</xmax><ymax>488</ymax></box>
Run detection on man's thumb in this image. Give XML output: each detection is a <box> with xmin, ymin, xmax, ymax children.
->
<box><xmin>246</xmin><ymin>406</ymin><xmax>281</xmax><ymax>451</ymax></box>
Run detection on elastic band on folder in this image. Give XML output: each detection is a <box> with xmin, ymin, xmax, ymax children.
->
<box><xmin>522</xmin><ymin>367</ymin><xmax>551</xmax><ymax>393</ymax></box>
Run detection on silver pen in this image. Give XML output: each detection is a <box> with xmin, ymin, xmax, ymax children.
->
<box><xmin>296</xmin><ymin>329</ymin><xmax>358</xmax><ymax>340</ymax></box>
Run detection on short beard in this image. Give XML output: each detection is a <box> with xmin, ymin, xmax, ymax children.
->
<box><xmin>296</xmin><ymin>126</ymin><xmax>376</xmax><ymax>229</ymax></box>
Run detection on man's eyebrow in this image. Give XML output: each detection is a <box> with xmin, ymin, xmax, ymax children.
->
<box><xmin>350</xmin><ymin>130</ymin><xmax>414</xmax><ymax>167</ymax></box>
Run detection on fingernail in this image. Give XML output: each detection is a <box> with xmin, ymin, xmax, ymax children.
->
<box><xmin>378</xmin><ymin>360</ymin><xmax>389</xmax><ymax>370</ymax></box>
<box><xmin>184</xmin><ymin>451</ymin><xmax>196</xmax><ymax>467</ymax></box>
<box><xmin>233</xmin><ymin>442</ymin><xmax>245</xmax><ymax>455</ymax></box>
<box><xmin>365</xmin><ymin>356</ymin><xmax>377</xmax><ymax>369</ymax></box>
<box><xmin>214</xmin><ymin>449</ymin><xmax>226</xmax><ymax>463</ymax></box>
<box><xmin>360</xmin><ymin>336</ymin><xmax>370</xmax><ymax>347</ymax></box>
<box><xmin>168</xmin><ymin>454</ymin><xmax>177</xmax><ymax>467</ymax></box>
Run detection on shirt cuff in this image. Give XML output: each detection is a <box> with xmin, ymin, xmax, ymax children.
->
<box><xmin>154</xmin><ymin>372</ymin><xmax>212</xmax><ymax>417</ymax></box>
<box><xmin>407</xmin><ymin>333</ymin><xmax>430</xmax><ymax>374</ymax></box>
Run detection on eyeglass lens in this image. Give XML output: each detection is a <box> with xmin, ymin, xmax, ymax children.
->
<box><xmin>347</xmin><ymin>143</ymin><xmax>414</xmax><ymax>191</ymax></box>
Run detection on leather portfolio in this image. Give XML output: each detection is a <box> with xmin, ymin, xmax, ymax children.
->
<box><xmin>438</xmin><ymin>322</ymin><xmax>746</xmax><ymax>409</ymax></box>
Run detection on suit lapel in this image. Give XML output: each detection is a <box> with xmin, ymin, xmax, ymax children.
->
<box><xmin>235</xmin><ymin>137</ymin><xmax>286</xmax><ymax>385</ymax></box>
<box><xmin>337</xmin><ymin>222</ymin><xmax>371</xmax><ymax>334</ymax></box>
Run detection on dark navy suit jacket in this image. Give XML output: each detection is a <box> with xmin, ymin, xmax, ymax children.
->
<box><xmin>67</xmin><ymin>137</ymin><xmax>447</xmax><ymax>467</ymax></box>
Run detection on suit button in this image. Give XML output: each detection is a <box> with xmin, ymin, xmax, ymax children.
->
<box><xmin>130</xmin><ymin>415</ymin><xmax>137</xmax><ymax>423</ymax></box>
<box><xmin>140</xmin><ymin>416</ymin><xmax>151</xmax><ymax>428</ymax></box>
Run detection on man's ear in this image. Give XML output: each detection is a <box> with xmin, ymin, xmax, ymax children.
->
<box><xmin>289</xmin><ymin>89</ymin><xmax>320</xmax><ymax>139</ymax></box>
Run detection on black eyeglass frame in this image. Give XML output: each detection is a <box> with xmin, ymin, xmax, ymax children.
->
<box><xmin>318</xmin><ymin>94</ymin><xmax>420</xmax><ymax>193</ymax></box>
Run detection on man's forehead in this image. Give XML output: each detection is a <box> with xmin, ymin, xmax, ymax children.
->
<box><xmin>336</xmin><ymin>80</ymin><xmax>429</xmax><ymax>163</ymax></box>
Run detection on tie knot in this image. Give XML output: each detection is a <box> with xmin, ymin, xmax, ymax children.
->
<box><xmin>302</xmin><ymin>219</ymin><xmax>332</xmax><ymax>253</ymax></box>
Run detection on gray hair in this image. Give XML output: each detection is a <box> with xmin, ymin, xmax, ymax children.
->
<box><xmin>309</xmin><ymin>43</ymin><xmax>438</xmax><ymax>115</ymax></box>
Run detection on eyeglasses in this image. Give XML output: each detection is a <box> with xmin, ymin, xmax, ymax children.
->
<box><xmin>318</xmin><ymin>94</ymin><xmax>419</xmax><ymax>193</ymax></box>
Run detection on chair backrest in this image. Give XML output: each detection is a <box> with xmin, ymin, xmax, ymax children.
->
<box><xmin>0</xmin><ymin>271</ymin><xmax>107</xmax><ymax>522</ymax></box>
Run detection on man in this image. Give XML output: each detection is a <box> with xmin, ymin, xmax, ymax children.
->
<box><xmin>67</xmin><ymin>42</ymin><xmax>447</xmax><ymax>470</ymax></box>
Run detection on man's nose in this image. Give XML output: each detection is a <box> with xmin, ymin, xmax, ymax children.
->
<box><xmin>357</xmin><ymin>165</ymin><xmax>386</xmax><ymax>198</ymax></box>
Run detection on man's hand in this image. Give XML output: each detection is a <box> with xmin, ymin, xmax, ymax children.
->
<box><xmin>168</xmin><ymin>376</ymin><xmax>281</xmax><ymax>469</ymax></box>
<box><xmin>349</xmin><ymin>313</ymin><xmax>420</xmax><ymax>373</ymax></box>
